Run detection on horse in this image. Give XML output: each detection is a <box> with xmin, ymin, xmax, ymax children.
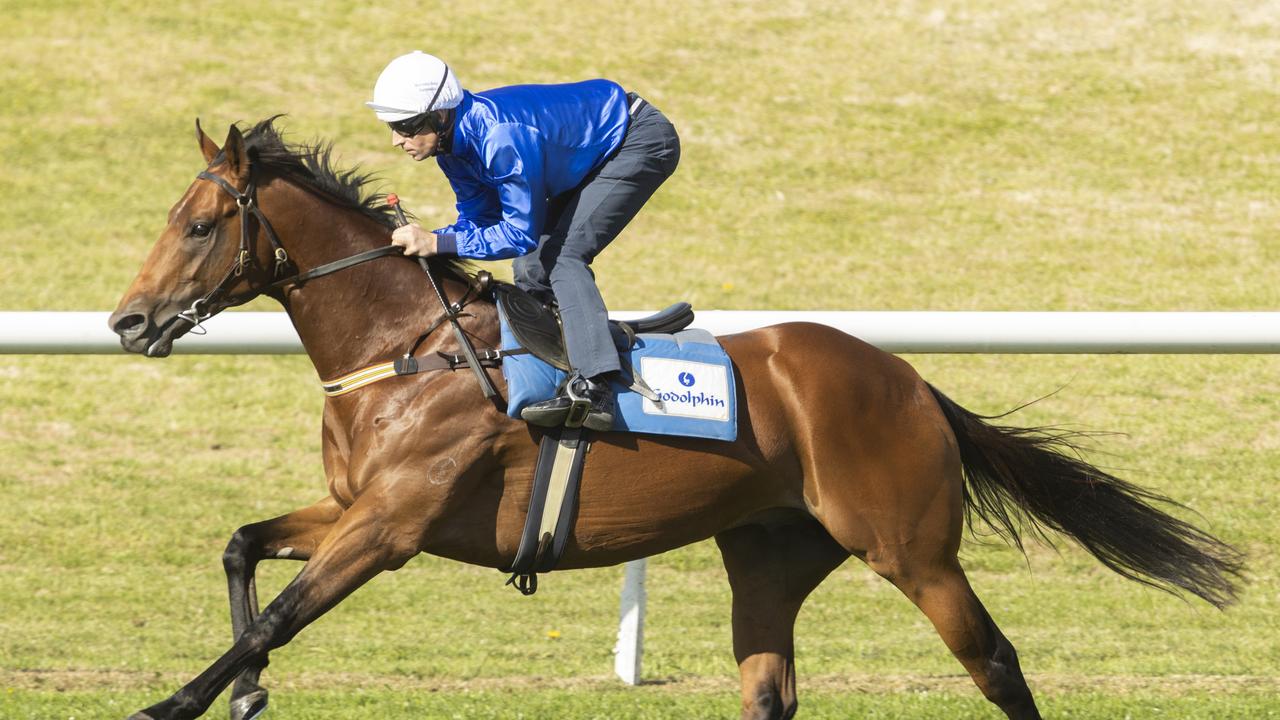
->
<box><xmin>108</xmin><ymin>118</ymin><xmax>1244</xmax><ymax>720</ymax></box>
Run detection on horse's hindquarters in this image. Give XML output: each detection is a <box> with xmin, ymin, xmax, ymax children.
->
<box><xmin>720</xmin><ymin>323</ymin><xmax>965</xmax><ymax>559</ymax></box>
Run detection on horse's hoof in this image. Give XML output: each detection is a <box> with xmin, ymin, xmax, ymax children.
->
<box><xmin>230</xmin><ymin>689</ymin><xmax>269</xmax><ymax>720</ymax></box>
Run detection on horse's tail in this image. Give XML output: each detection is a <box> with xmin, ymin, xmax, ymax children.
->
<box><xmin>926</xmin><ymin>384</ymin><xmax>1245</xmax><ymax>609</ymax></box>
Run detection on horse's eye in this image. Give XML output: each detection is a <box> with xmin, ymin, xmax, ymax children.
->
<box><xmin>190</xmin><ymin>222</ymin><xmax>213</xmax><ymax>238</ymax></box>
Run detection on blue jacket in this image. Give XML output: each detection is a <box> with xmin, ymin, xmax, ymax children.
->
<box><xmin>432</xmin><ymin>80</ymin><xmax>631</xmax><ymax>259</ymax></box>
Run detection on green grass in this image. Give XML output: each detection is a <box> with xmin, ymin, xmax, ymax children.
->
<box><xmin>6</xmin><ymin>688</ymin><xmax>1280</xmax><ymax>720</ymax></box>
<box><xmin>2</xmin><ymin>1</ymin><xmax>1279</xmax><ymax>718</ymax></box>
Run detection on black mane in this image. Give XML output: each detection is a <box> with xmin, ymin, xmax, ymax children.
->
<box><xmin>226</xmin><ymin>117</ymin><xmax>473</xmax><ymax>283</ymax></box>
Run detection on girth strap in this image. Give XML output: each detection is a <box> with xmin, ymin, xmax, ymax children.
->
<box><xmin>320</xmin><ymin>348</ymin><xmax>520</xmax><ymax>397</ymax></box>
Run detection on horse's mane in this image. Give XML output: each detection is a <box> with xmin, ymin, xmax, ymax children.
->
<box><xmin>228</xmin><ymin>116</ymin><xmax>473</xmax><ymax>284</ymax></box>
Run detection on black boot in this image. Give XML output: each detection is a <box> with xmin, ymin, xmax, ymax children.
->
<box><xmin>521</xmin><ymin>374</ymin><xmax>615</xmax><ymax>431</ymax></box>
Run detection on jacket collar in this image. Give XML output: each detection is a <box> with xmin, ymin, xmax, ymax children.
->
<box><xmin>440</xmin><ymin>91</ymin><xmax>474</xmax><ymax>157</ymax></box>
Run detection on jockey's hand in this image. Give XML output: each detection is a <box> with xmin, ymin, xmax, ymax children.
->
<box><xmin>391</xmin><ymin>224</ymin><xmax>439</xmax><ymax>257</ymax></box>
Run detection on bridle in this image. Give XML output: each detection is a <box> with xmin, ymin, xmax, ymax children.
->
<box><xmin>171</xmin><ymin>161</ymin><xmax>503</xmax><ymax>399</ymax></box>
<box><xmin>175</xmin><ymin>169</ymin><xmax>288</xmax><ymax>329</ymax></box>
<box><xmin>174</xmin><ymin>166</ymin><xmax>402</xmax><ymax>331</ymax></box>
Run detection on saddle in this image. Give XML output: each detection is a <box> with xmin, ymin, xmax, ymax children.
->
<box><xmin>495</xmin><ymin>282</ymin><xmax>694</xmax><ymax>371</ymax></box>
<box><xmin>494</xmin><ymin>282</ymin><xmax>697</xmax><ymax>595</ymax></box>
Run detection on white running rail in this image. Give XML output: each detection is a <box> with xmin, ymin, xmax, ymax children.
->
<box><xmin>3</xmin><ymin>309</ymin><xmax>1278</xmax><ymax>685</ymax></box>
<box><xmin>3</xmin><ymin>311</ymin><xmax>1278</xmax><ymax>354</ymax></box>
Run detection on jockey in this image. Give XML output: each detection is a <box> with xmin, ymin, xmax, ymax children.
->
<box><xmin>367</xmin><ymin>51</ymin><xmax>680</xmax><ymax>431</ymax></box>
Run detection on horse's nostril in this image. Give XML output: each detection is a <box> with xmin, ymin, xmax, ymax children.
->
<box><xmin>113</xmin><ymin>313</ymin><xmax>147</xmax><ymax>337</ymax></box>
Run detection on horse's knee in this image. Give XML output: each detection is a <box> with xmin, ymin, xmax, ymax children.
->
<box><xmin>222</xmin><ymin>527</ymin><xmax>257</xmax><ymax>576</ymax></box>
<box><xmin>237</xmin><ymin>622</ymin><xmax>274</xmax><ymax>662</ymax></box>
<box><xmin>237</xmin><ymin>584</ymin><xmax>305</xmax><ymax>658</ymax></box>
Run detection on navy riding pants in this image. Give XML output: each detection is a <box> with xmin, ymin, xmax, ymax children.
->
<box><xmin>512</xmin><ymin>94</ymin><xmax>680</xmax><ymax>379</ymax></box>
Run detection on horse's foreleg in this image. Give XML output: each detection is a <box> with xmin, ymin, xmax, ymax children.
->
<box><xmin>715</xmin><ymin>518</ymin><xmax>849</xmax><ymax>720</ymax></box>
<box><xmin>222</xmin><ymin>496</ymin><xmax>343</xmax><ymax>720</ymax></box>
<box><xmin>130</xmin><ymin>501</ymin><xmax>419</xmax><ymax>720</ymax></box>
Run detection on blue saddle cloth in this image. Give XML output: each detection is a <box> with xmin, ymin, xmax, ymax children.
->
<box><xmin>498</xmin><ymin>307</ymin><xmax>738</xmax><ymax>442</ymax></box>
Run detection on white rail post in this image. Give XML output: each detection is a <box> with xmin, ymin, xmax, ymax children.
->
<box><xmin>613</xmin><ymin>559</ymin><xmax>647</xmax><ymax>684</ymax></box>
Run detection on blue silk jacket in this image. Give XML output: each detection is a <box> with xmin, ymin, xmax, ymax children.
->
<box><xmin>432</xmin><ymin>80</ymin><xmax>631</xmax><ymax>259</ymax></box>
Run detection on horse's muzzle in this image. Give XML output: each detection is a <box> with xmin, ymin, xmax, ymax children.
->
<box><xmin>108</xmin><ymin>305</ymin><xmax>186</xmax><ymax>357</ymax></box>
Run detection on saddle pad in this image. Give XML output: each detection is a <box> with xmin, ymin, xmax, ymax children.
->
<box><xmin>498</xmin><ymin>305</ymin><xmax>738</xmax><ymax>442</ymax></box>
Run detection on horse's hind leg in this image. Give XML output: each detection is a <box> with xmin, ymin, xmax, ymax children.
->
<box><xmin>786</xmin><ymin>363</ymin><xmax>1039</xmax><ymax>718</ymax></box>
<box><xmin>865</xmin><ymin>551</ymin><xmax>1040</xmax><ymax>720</ymax></box>
<box><xmin>222</xmin><ymin>497</ymin><xmax>343</xmax><ymax>720</ymax></box>
<box><xmin>715</xmin><ymin>518</ymin><xmax>850</xmax><ymax>720</ymax></box>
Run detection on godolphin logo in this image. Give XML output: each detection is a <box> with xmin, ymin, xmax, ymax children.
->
<box><xmin>678</xmin><ymin>371</ymin><xmax>696</xmax><ymax>387</ymax></box>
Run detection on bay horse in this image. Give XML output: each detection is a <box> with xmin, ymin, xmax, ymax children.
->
<box><xmin>109</xmin><ymin>119</ymin><xmax>1243</xmax><ymax>720</ymax></box>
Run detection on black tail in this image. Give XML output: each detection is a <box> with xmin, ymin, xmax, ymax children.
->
<box><xmin>927</xmin><ymin>384</ymin><xmax>1244</xmax><ymax>608</ymax></box>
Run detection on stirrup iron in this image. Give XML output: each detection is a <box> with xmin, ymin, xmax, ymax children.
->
<box><xmin>563</xmin><ymin>380</ymin><xmax>593</xmax><ymax>429</ymax></box>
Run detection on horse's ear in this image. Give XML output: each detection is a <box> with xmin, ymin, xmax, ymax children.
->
<box><xmin>195</xmin><ymin>118</ymin><xmax>220</xmax><ymax>164</ymax></box>
<box><xmin>222</xmin><ymin>124</ymin><xmax>249</xmax><ymax>179</ymax></box>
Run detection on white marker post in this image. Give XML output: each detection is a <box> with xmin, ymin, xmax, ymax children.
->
<box><xmin>613</xmin><ymin>559</ymin><xmax>647</xmax><ymax>685</ymax></box>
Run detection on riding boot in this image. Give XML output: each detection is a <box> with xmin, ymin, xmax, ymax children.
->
<box><xmin>521</xmin><ymin>373</ymin><xmax>615</xmax><ymax>431</ymax></box>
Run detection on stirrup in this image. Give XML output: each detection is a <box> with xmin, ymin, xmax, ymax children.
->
<box><xmin>563</xmin><ymin>381</ymin><xmax>593</xmax><ymax>429</ymax></box>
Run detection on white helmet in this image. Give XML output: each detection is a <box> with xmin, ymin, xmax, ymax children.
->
<box><xmin>366</xmin><ymin>51</ymin><xmax>463</xmax><ymax>121</ymax></box>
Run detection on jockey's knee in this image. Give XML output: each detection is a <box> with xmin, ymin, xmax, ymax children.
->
<box><xmin>548</xmin><ymin>254</ymin><xmax>596</xmax><ymax>286</ymax></box>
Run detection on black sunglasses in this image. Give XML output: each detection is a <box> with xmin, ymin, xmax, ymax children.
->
<box><xmin>388</xmin><ymin>64</ymin><xmax>451</xmax><ymax>137</ymax></box>
<box><xmin>389</xmin><ymin>113</ymin><xmax>435</xmax><ymax>137</ymax></box>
